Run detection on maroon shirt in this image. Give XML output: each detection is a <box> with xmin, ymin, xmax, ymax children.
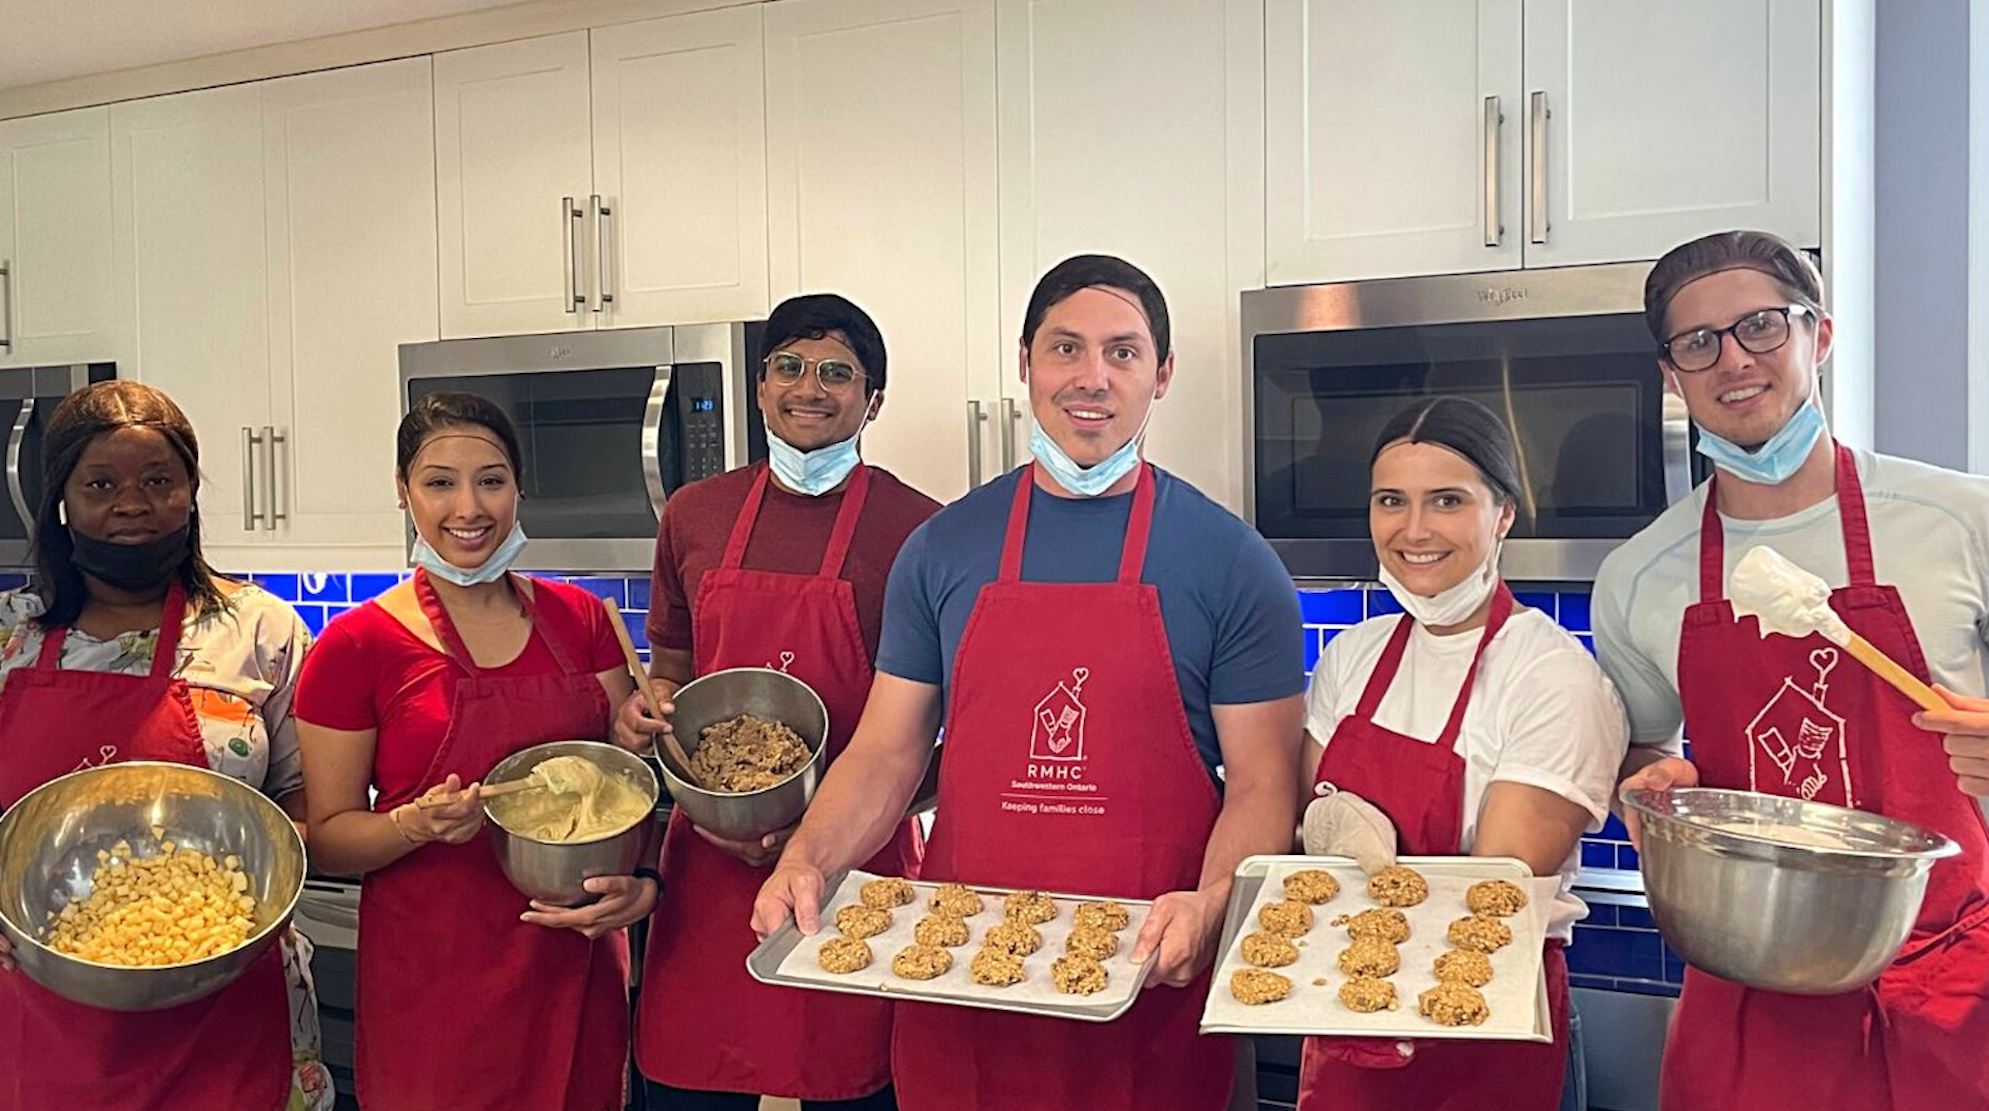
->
<box><xmin>649</xmin><ymin>462</ymin><xmax>940</xmax><ymax>660</ymax></box>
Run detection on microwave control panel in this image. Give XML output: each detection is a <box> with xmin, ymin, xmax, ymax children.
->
<box><xmin>669</xmin><ymin>361</ymin><xmax>729</xmax><ymax>489</ymax></box>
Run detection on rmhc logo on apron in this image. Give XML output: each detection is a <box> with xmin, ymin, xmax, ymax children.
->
<box><xmin>1744</xmin><ymin>645</ymin><xmax>1855</xmax><ymax>806</ymax></box>
<box><xmin>1002</xmin><ymin>665</ymin><xmax>1107</xmax><ymax>819</ymax></box>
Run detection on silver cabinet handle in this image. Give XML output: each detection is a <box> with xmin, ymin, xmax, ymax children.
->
<box><xmin>6</xmin><ymin>398</ymin><xmax>35</xmax><ymax>534</ymax></box>
<box><xmin>562</xmin><ymin>196</ymin><xmax>585</xmax><ymax>313</ymax></box>
<box><xmin>268</xmin><ymin>426</ymin><xmax>287</xmax><ymax>526</ymax></box>
<box><xmin>641</xmin><ymin>366</ymin><xmax>674</xmax><ymax>519</ymax></box>
<box><xmin>591</xmin><ymin>195</ymin><xmax>614</xmax><ymax>312</ymax></box>
<box><xmin>1529</xmin><ymin>91</ymin><xmax>1549</xmax><ymax>245</ymax></box>
<box><xmin>0</xmin><ymin>260</ymin><xmax>12</xmax><ymax>352</ymax></box>
<box><xmin>1483</xmin><ymin>95</ymin><xmax>1504</xmax><ymax>248</ymax></box>
<box><xmin>1000</xmin><ymin>397</ymin><xmax>1021</xmax><ymax>471</ymax></box>
<box><xmin>243</xmin><ymin>427</ymin><xmax>265</xmax><ymax>530</ymax></box>
<box><xmin>966</xmin><ymin>399</ymin><xmax>987</xmax><ymax>487</ymax></box>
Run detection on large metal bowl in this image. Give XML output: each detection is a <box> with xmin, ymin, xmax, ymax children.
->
<box><xmin>0</xmin><ymin>761</ymin><xmax>306</xmax><ymax>1012</ymax></box>
<box><xmin>484</xmin><ymin>740</ymin><xmax>659</xmax><ymax>906</ymax></box>
<box><xmin>652</xmin><ymin>667</ymin><xmax>828</xmax><ymax>841</ymax></box>
<box><xmin>1623</xmin><ymin>786</ymin><xmax>1960</xmax><ymax>994</ymax></box>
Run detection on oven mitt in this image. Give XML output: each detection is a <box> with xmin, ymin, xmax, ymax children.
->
<box><xmin>1300</xmin><ymin>783</ymin><xmax>1398</xmax><ymax>875</ymax></box>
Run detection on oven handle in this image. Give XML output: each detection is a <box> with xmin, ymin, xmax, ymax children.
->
<box><xmin>6</xmin><ymin>398</ymin><xmax>35</xmax><ymax>535</ymax></box>
<box><xmin>642</xmin><ymin>365</ymin><xmax>674</xmax><ymax>520</ymax></box>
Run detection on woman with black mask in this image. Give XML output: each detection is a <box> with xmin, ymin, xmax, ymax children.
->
<box><xmin>0</xmin><ymin>381</ymin><xmax>331</xmax><ymax>1111</ymax></box>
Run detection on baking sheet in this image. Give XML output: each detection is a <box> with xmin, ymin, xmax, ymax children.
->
<box><xmin>747</xmin><ymin>869</ymin><xmax>1154</xmax><ymax>1022</ymax></box>
<box><xmin>1199</xmin><ymin>855</ymin><xmax>1555</xmax><ymax>1041</ymax></box>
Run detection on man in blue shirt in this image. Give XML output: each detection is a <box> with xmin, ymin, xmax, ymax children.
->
<box><xmin>755</xmin><ymin>254</ymin><xmax>1304</xmax><ymax>1110</ymax></box>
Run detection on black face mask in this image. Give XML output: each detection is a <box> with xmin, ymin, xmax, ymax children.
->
<box><xmin>68</xmin><ymin>524</ymin><xmax>193</xmax><ymax>592</ymax></box>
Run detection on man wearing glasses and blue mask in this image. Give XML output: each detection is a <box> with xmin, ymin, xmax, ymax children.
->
<box><xmin>1593</xmin><ymin>230</ymin><xmax>1989</xmax><ymax>1111</ymax></box>
<box><xmin>751</xmin><ymin>254</ymin><xmax>1305</xmax><ymax>1110</ymax></box>
<box><xmin>616</xmin><ymin>293</ymin><xmax>939</xmax><ymax>1111</ymax></box>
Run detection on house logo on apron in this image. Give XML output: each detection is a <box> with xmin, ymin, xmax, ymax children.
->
<box><xmin>1746</xmin><ymin>647</ymin><xmax>1854</xmax><ymax>806</ymax></box>
<box><xmin>1030</xmin><ymin>668</ymin><xmax>1088</xmax><ymax>762</ymax></box>
<box><xmin>766</xmin><ymin>650</ymin><xmax>796</xmax><ymax>673</ymax></box>
<box><xmin>73</xmin><ymin>744</ymin><xmax>118</xmax><ymax>773</ymax></box>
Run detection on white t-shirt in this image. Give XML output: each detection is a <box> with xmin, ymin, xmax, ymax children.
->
<box><xmin>1592</xmin><ymin>450</ymin><xmax>1989</xmax><ymax>817</ymax></box>
<box><xmin>1304</xmin><ymin>608</ymin><xmax>1630</xmax><ymax>940</ymax></box>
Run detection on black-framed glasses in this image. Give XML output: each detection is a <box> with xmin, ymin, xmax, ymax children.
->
<box><xmin>1660</xmin><ymin>304</ymin><xmax>1812</xmax><ymax>372</ymax></box>
<box><xmin>764</xmin><ymin>351</ymin><xmax>866</xmax><ymax>389</ymax></box>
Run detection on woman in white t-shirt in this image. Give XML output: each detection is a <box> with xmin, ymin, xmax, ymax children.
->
<box><xmin>1295</xmin><ymin>396</ymin><xmax>1628</xmax><ymax>1111</ymax></box>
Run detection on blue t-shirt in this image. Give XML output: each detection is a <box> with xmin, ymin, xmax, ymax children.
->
<box><xmin>876</xmin><ymin>466</ymin><xmax>1304</xmax><ymax>781</ymax></box>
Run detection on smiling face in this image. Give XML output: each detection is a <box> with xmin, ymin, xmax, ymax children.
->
<box><xmin>398</xmin><ymin>426</ymin><xmax>518</xmax><ymax>568</ymax></box>
<box><xmin>62</xmin><ymin>426</ymin><xmax>195</xmax><ymax>546</ymax></box>
<box><xmin>1020</xmin><ymin>285</ymin><xmax>1174</xmax><ymax>467</ymax></box>
<box><xmin>1660</xmin><ymin>268</ymin><xmax>1833</xmax><ymax>450</ymax></box>
<box><xmin>757</xmin><ymin>331</ymin><xmax>878</xmax><ymax>452</ymax></box>
<box><xmin>1368</xmin><ymin>440</ymin><xmax>1513</xmax><ymax>596</ymax></box>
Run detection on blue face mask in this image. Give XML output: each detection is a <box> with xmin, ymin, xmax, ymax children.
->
<box><xmin>1694</xmin><ymin>394</ymin><xmax>1827</xmax><ymax>485</ymax></box>
<box><xmin>767</xmin><ymin>426</ymin><xmax>863</xmax><ymax>496</ymax></box>
<box><xmin>1028</xmin><ymin>420</ymin><xmax>1146</xmax><ymax>497</ymax></box>
<box><xmin>411</xmin><ymin>521</ymin><xmax>528</xmax><ymax>586</ymax></box>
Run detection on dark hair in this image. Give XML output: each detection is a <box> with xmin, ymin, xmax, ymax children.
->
<box><xmin>33</xmin><ymin>381</ymin><xmax>227</xmax><ymax>627</ymax></box>
<box><xmin>397</xmin><ymin>393</ymin><xmax>524</xmax><ymax>479</ymax></box>
<box><xmin>1644</xmin><ymin>229</ymin><xmax>1825</xmax><ymax>343</ymax></box>
<box><xmin>1369</xmin><ymin>396</ymin><xmax>1523</xmax><ymax>506</ymax></box>
<box><xmin>761</xmin><ymin>293</ymin><xmax>888</xmax><ymax>395</ymax></box>
<box><xmin>1020</xmin><ymin>254</ymin><xmax>1172</xmax><ymax>362</ymax></box>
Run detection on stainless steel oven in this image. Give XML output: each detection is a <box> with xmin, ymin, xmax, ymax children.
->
<box><xmin>1244</xmin><ymin>263</ymin><xmax>1700</xmax><ymax>583</ymax></box>
<box><xmin>399</xmin><ymin>324</ymin><xmax>765</xmax><ymax>573</ymax></box>
<box><xmin>2</xmin><ymin>362</ymin><xmax>116</xmax><ymax>570</ymax></box>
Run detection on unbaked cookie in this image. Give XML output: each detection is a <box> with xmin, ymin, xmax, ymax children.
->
<box><xmin>1333</xmin><ymin>908</ymin><xmax>1411</xmax><ymax>944</ymax></box>
<box><xmin>1003</xmin><ymin>890</ymin><xmax>1059</xmax><ymax>925</ymax></box>
<box><xmin>860</xmin><ymin>877</ymin><xmax>917</xmax><ymax>909</ymax></box>
<box><xmin>1466</xmin><ymin>879</ymin><xmax>1529</xmax><ymax>917</ymax></box>
<box><xmin>1065</xmin><ymin>926</ymin><xmax>1120</xmax><ymax>960</ymax></box>
<box><xmin>969</xmin><ymin>947</ymin><xmax>1026</xmax><ymax>987</ymax></box>
<box><xmin>982</xmin><ymin>920</ymin><xmax>1044</xmax><ymax>957</ymax></box>
<box><xmin>891</xmin><ymin>943</ymin><xmax>954</xmax><ymax>980</ymax></box>
<box><xmin>1365</xmin><ymin>865</ymin><xmax>1430</xmax><ymax>908</ymax></box>
<box><xmin>914</xmin><ymin>913</ymin><xmax>970</xmax><ymax>948</ymax></box>
<box><xmin>1432</xmin><ymin>949</ymin><xmax>1494</xmax><ymax>987</ymax></box>
<box><xmin>1229</xmin><ymin>969</ymin><xmax>1293</xmax><ymax>1005</ymax></box>
<box><xmin>817</xmin><ymin>937</ymin><xmax>873</xmax><ymax>974</ymax></box>
<box><xmin>835</xmin><ymin>905</ymin><xmax>892</xmax><ymax>939</ymax></box>
<box><xmin>1446</xmin><ymin>915</ymin><xmax>1513</xmax><ymax>953</ymax></box>
<box><xmin>1335</xmin><ymin>938</ymin><xmax>1402</xmax><ymax>978</ymax></box>
<box><xmin>1240</xmin><ymin>932</ymin><xmax>1300</xmax><ymax>968</ymax></box>
<box><xmin>1073</xmin><ymin>901</ymin><xmax>1131</xmax><ymax>931</ymax></box>
<box><xmin>1338</xmin><ymin>976</ymin><xmax>1399</xmax><ymax>1013</ymax></box>
<box><xmin>1052</xmin><ymin>955</ymin><xmax>1109</xmax><ymax>995</ymax></box>
<box><xmin>1282</xmin><ymin>869</ymin><xmax>1341</xmax><ymax>905</ymax></box>
<box><xmin>930</xmin><ymin>883</ymin><xmax>985</xmax><ymax>917</ymax></box>
<box><xmin>1257</xmin><ymin>900</ymin><xmax>1315</xmax><ymax>938</ymax></box>
<box><xmin>1419</xmin><ymin>982</ymin><xmax>1491</xmax><ymax>1026</ymax></box>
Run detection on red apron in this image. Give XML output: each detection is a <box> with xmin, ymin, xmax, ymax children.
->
<box><xmin>1297</xmin><ymin>585</ymin><xmax>1573</xmax><ymax>1110</ymax></box>
<box><xmin>1663</xmin><ymin>443</ymin><xmax>1989</xmax><ymax>1111</ymax></box>
<box><xmin>355</xmin><ymin>570</ymin><xmax>627</xmax><ymax>1111</ymax></box>
<box><xmin>0</xmin><ymin>583</ymin><xmax>292</xmax><ymax>1111</ymax></box>
<box><xmin>889</xmin><ymin>464</ymin><xmax>1232</xmax><ymax>1110</ymax></box>
<box><xmin>636</xmin><ymin>463</ymin><xmax>921</xmax><ymax>1100</ymax></box>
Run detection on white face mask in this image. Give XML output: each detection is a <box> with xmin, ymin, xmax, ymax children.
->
<box><xmin>1377</xmin><ymin>541</ymin><xmax>1502</xmax><ymax>628</ymax></box>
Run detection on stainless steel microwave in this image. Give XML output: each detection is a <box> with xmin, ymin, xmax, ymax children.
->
<box><xmin>399</xmin><ymin>324</ymin><xmax>766</xmax><ymax>573</ymax></box>
<box><xmin>1244</xmin><ymin>263</ymin><xmax>1701</xmax><ymax>584</ymax></box>
<box><xmin>2</xmin><ymin>362</ymin><xmax>117</xmax><ymax>570</ymax></box>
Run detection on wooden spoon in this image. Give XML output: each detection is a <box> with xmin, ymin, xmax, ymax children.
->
<box><xmin>414</xmin><ymin>777</ymin><xmax>539</xmax><ymax>811</ymax></box>
<box><xmin>603</xmin><ymin>597</ymin><xmax>699</xmax><ymax>783</ymax></box>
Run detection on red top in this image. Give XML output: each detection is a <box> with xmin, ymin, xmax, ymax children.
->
<box><xmin>648</xmin><ymin>462</ymin><xmax>938</xmax><ymax>657</ymax></box>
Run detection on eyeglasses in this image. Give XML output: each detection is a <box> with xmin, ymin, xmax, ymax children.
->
<box><xmin>1660</xmin><ymin>304</ymin><xmax>1812</xmax><ymax>373</ymax></box>
<box><xmin>764</xmin><ymin>351</ymin><xmax>867</xmax><ymax>389</ymax></box>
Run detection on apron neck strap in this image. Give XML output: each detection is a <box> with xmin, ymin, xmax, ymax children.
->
<box><xmin>36</xmin><ymin>579</ymin><xmax>191</xmax><ymax>677</ymax></box>
<box><xmin>413</xmin><ymin>568</ymin><xmax>583</xmax><ymax>676</ymax></box>
<box><xmin>720</xmin><ymin>464</ymin><xmax>873</xmax><ymax>580</ymax></box>
<box><xmin>1698</xmin><ymin>440</ymin><xmax>1873</xmax><ymax>600</ymax></box>
<box><xmin>997</xmin><ymin>463</ymin><xmax>1156</xmax><ymax>585</ymax></box>
<box><xmin>1351</xmin><ymin>583</ymin><xmax>1516</xmax><ymax>748</ymax></box>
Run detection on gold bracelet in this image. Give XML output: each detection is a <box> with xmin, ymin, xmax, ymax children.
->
<box><xmin>388</xmin><ymin>804</ymin><xmax>421</xmax><ymax>845</ymax></box>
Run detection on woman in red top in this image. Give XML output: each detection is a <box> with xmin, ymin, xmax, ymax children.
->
<box><xmin>296</xmin><ymin>393</ymin><xmax>650</xmax><ymax>1111</ymax></box>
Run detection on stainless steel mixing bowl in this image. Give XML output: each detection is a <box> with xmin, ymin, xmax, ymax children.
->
<box><xmin>484</xmin><ymin>740</ymin><xmax>659</xmax><ymax>906</ymax></box>
<box><xmin>0</xmin><ymin>761</ymin><xmax>306</xmax><ymax>1012</ymax></box>
<box><xmin>1623</xmin><ymin>786</ymin><xmax>1959</xmax><ymax>994</ymax></box>
<box><xmin>654</xmin><ymin>667</ymin><xmax>828</xmax><ymax>841</ymax></box>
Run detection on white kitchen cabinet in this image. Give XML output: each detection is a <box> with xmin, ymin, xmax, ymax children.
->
<box><xmin>0</xmin><ymin>107</ymin><xmax>117</xmax><ymax>368</ymax></box>
<box><xmin>433</xmin><ymin>32</ymin><xmax>593</xmax><ymax>338</ymax></box>
<box><xmin>1266</xmin><ymin>0</ymin><xmax>1523</xmax><ymax>285</ymax></box>
<box><xmin>765</xmin><ymin>0</ymin><xmax>1001</xmax><ymax>503</ymax></box>
<box><xmin>591</xmin><ymin>7</ymin><xmax>770</xmax><ymax>327</ymax></box>
<box><xmin>1521</xmin><ymin>0</ymin><xmax>1820</xmax><ymax>268</ymax></box>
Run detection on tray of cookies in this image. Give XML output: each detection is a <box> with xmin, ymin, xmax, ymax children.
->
<box><xmin>1198</xmin><ymin>855</ymin><xmax>1556</xmax><ymax>1042</ymax></box>
<box><xmin>746</xmin><ymin>869</ymin><xmax>1156</xmax><ymax>1022</ymax></box>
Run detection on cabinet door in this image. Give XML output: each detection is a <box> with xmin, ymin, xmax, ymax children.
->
<box><xmin>1266</xmin><ymin>0</ymin><xmax>1523</xmax><ymax>285</ymax></box>
<box><xmin>0</xmin><ymin>107</ymin><xmax>116</xmax><ymax>368</ymax></box>
<box><xmin>1521</xmin><ymin>0</ymin><xmax>1821</xmax><ymax>266</ymax></box>
<box><xmin>260</xmin><ymin>58</ymin><xmax>438</xmax><ymax>569</ymax></box>
<box><xmin>111</xmin><ymin>85</ymin><xmax>272</xmax><ymax>551</ymax></box>
<box><xmin>591</xmin><ymin>7</ymin><xmax>770</xmax><ymax>327</ymax></box>
<box><xmin>766</xmin><ymin>0</ymin><xmax>1000</xmax><ymax>503</ymax></box>
<box><xmin>434</xmin><ymin>31</ymin><xmax>593</xmax><ymax>338</ymax></box>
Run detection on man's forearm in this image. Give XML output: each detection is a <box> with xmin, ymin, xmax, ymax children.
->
<box><xmin>1196</xmin><ymin>778</ymin><xmax>1296</xmax><ymax>900</ymax></box>
<box><xmin>782</xmin><ymin>733</ymin><xmax>930</xmax><ymax>876</ymax></box>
